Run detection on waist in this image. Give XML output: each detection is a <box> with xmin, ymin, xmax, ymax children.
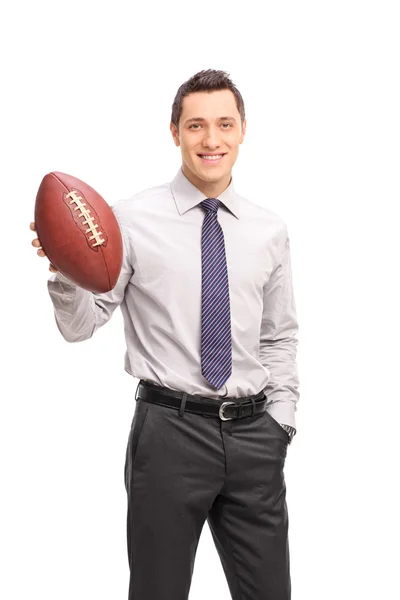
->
<box><xmin>136</xmin><ymin>379</ymin><xmax>267</xmax><ymax>420</ymax></box>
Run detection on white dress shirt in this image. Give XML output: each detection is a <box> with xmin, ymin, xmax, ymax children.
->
<box><xmin>47</xmin><ymin>167</ymin><xmax>300</xmax><ymax>429</ymax></box>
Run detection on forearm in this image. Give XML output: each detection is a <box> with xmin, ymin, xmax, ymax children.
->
<box><xmin>47</xmin><ymin>272</ymin><xmax>98</xmax><ymax>342</ymax></box>
<box><xmin>260</xmin><ymin>335</ymin><xmax>300</xmax><ymax>429</ymax></box>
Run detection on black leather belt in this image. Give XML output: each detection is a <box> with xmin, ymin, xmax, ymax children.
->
<box><xmin>136</xmin><ymin>379</ymin><xmax>267</xmax><ymax>420</ymax></box>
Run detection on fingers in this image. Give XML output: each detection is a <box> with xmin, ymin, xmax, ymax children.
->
<box><xmin>30</xmin><ymin>223</ymin><xmax>41</xmax><ymax>249</ymax></box>
<box><xmin>30</xmin><ymin>220</ymin><xmax>58</xmax><ymax>271</ymax></box>
<box><xmin>31</xmin><ymin>237</ymin><xmax>45</xmax><ymax>256</ymax></box>
<box><xmin>30</xmin><ymin>222</ymin><xmax>45</xmax><ymax>255</ymax></box>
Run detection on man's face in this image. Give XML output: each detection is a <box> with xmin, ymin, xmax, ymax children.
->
<box><xmin>170</xmin><ymin>89</ymin><xmax>246</xmax><ymax>189</ymax></box>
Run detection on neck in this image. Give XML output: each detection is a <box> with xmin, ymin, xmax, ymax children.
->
<box><xmin>182</xmin><ymin>163</ymin><xmax>232</xmax><ymax>198</ymax></box>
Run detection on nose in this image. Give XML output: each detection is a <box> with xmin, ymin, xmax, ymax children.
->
<box><xmin>202</xmin><ymin>126</ymin><xmax>222</xmax><ymax>149</ymax></box>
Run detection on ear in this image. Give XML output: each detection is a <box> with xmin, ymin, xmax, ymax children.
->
<box><xmin>170</xmin><ymin>122</ymin><xmax>180</xmax><ymax>147</ymax></box>
<box><xmin>239</xmin><ymin>119</ymin><xmax>247</xmax><ymax>143</ymax></box>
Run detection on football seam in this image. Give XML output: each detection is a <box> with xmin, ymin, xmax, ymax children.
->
<box><xmin>50</xmin><ymin>172</ymin><xmax>111</xmax><ymax>291</ymax></box>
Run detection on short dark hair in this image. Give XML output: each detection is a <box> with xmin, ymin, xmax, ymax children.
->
<box><xmin>171</xmin><ymin>69</ymin><xmax>245</xmax><ymax>133</ymax></box>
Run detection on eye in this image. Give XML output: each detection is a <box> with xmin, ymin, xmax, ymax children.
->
<box><xmin>189</xmin><ymin>123</ymin><xmax>233</xmax><ymax>130</ymax></box>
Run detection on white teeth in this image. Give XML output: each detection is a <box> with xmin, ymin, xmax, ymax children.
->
<box><xmin>201</xmin><ymin>154</ymin><xmax>223</xmax><ymax>160</ymax></box>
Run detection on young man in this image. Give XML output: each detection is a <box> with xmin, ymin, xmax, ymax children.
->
<box><xmin>31</xmin><ymin>69</ymin><xmax>300</xmax><ymax>600</ymax></box>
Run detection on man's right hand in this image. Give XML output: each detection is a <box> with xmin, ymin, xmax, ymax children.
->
<box><xmin>30</xmin><ymin>222</ymin><xmax>58</xmax><ymax>273</ymax></box>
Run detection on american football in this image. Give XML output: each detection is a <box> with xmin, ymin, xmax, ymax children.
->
<box><xmin>34</xmin><ymin>172</ymin><xmax>123</xmax><ymax>293</ymax></box>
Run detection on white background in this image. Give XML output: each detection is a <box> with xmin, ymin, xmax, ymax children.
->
<box><xmin>1</xmin><ymin>1</ymin><xmax>399</xmax><ymax>598</ymax></box>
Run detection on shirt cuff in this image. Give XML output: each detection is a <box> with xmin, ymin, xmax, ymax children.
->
<box><xmin>51</xmin><ymin>271</ymin><xmax>75</xmax><ymax>285</ymax></box>
<box><xmin>266</xmin><ymin>401</ymin><xmax>296</xmax><ymax>430</ymax></box>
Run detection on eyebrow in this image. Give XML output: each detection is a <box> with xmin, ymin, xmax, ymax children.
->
<box><xmin>185</xmin><ymin>117</ymin><xmax>237</xmax><ymax>124</ymax></box>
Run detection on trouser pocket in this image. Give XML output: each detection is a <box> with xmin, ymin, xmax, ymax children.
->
<box><xmin>264</xmin><ymin>409</ymin><xmax>290</xmax><ymax>444</ymax></box>
<box><xmin>124</xmin><ymin>400</ymin><xmax>149</xmax><ymax>493</ymax></box>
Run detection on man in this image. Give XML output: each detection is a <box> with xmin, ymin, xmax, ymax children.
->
<box><xmin>30</xmin><ymin>68</ymin><xmax>300</xmax><ymax>600</ymax></box>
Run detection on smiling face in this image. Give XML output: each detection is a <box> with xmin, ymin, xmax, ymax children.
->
<box><xmin>170</xmin><ymin>89</ymin><xmax>246</xmax><ymax>197</ymax></box>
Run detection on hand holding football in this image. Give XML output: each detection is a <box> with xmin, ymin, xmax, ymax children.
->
<box><xmin>34</xmin><ymin>172</ymin><xmax>123</xmax><ymax>293</ymax></box>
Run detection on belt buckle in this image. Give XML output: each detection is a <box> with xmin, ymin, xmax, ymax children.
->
<box><xmin>219</xmin><ymin>401</ymin><xmax>237</xmax><ymax>421</ymax></box>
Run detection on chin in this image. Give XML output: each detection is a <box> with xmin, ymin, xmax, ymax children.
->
<box><xmin>197</xmin><ymin>170</ymin><xmax>223</xmax><ymax>182</ymax></box>
<box><xmin>194</xmin><ymin>161</ymin><xmax>226</xmax><ymax>174</ymax></box>
<box><xmin>184</xmin><ymin>159</ymin><xmax>230</xmax><ymax>183</ymax></box>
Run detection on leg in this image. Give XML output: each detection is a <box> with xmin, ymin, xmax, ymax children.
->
<box><xmin>124</xmin><ymin>398</ymin><xmax>226</xmax><ymax>600</ymax></box>
<box><xmin>207</xmin><ymin>409</ymin><xmax>291</xmax><ymax>600</ymax></box>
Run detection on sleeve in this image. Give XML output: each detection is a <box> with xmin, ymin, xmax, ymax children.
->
<box><xmin>46</xmin><ymin>207</ymin><xmax>134</xmax><ymax>343</ymax></box>
<box><xmin>259</xmin><ymin>225</ymin><xmax>300</xmax><ymax>429</ymax></box>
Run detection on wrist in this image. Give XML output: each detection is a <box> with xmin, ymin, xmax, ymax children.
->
<box><xmin>278</xmin><ymin>423</ymin><xmax>296</xmax><ymax>444</ymax></box>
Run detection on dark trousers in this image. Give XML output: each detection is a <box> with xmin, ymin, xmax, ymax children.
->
<box><xmin>124</xmin><ymin>383</ymin><xmax>291</xmax><ymax>600</ymax></box>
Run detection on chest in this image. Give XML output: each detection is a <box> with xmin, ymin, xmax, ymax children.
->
<box><xmin>130</xmin><ymin>213</ymin><xmax>275</xmax><ymax>296</ymax></box>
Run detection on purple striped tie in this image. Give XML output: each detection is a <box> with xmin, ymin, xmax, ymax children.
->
<box><xmin>200</xmin><ymin>198</ymin><xmax>232</xmax><ymax>389</ymax></box>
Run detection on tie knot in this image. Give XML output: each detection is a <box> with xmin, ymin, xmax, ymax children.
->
<box><xmin>200</xmin><ymin>198</ymin><xmax>220</xmax><ymax>213</ymax></box>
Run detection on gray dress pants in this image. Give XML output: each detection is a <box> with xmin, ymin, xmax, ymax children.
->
<box><xmin>124</xmin><ymin>388</ymin><xmax>291</xmax><ymax>600</ymax></box>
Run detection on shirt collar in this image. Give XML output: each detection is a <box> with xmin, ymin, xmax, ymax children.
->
<box><xmin>170</xmin><ymin>166</ymin><xmax>240</xmax><ymax>219</ymax></box>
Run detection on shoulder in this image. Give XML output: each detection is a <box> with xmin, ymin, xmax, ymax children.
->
<box><xmin>238</xmin><ymin>192</ymin><xmax>286</xmax><ymax>223</ymax></box>
<box><xmin>110</xmin><ymin>180</ymin><xmax>171</xmax><ymax>225</ymax></box>
<box><xmin>236</xmin><ymin>192</ymin><xmax>288</xmax><ymax>239</ymax></box>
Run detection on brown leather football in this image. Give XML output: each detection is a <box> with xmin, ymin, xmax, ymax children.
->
<box><xmin>34</xmin><ymin>172</ymin><xmax>123</xmax><ymax>293</ymax></box>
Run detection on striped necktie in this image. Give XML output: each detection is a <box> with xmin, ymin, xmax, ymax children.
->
<box><xmin>199</xmin><ymin>198</ymin><xmax>232</xmax><ymax>389</ymax></box>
